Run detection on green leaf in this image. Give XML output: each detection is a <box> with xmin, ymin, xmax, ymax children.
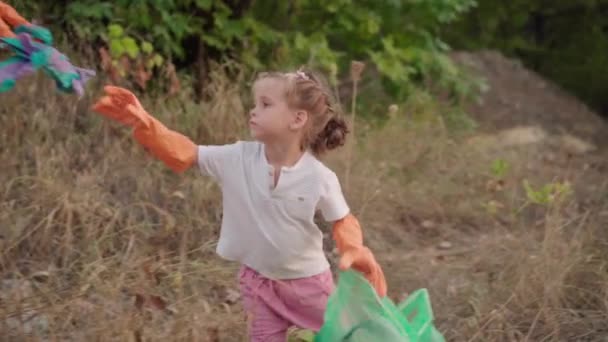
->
<box><xmin>67</xmin><ymin>2</ymin><xmax>112</xmax><ymax>20</ymax></box>
<box><xmin>109</xmin><ymin>39</ymin><xmax>125</xmax><ymax>58</ymax></box>
<box><xmin>146</xmin><ymin>54</ymin><xmax>164</xmax><ymax>69</ymax></box>
<box><xmin>202</xmin><ymin>35</ymin><xmax>226</xmax><ymax>49</ymax></box>
<box><xmin>244</xmin><ymin>17</ymin><xmax>277</xmax><ymax>43</ymax></box>
<box><xmin>146</xmin><ymin>59</ymin><xmax>155</xmax><ymax>70</ymax></box>
<box><xmin>121</xmin><ymin>37</ymin><xmax>140</xmax><ymax>59</ymax></box>
<box><xmin>523</xmin><ymin>180</ymin><xmax>552</xmax><ymax>205</ymax></box>
<box><xmin>222</xmin><ymin>20</ymin><xmax>245</xmax><ymax>39</ymax></box>
<box><xmin>294</xmin><ymin>33</ymin><xmax>307</xmax><ymax>51</ymax></box>
<box><xmin>141</xmin><ymin>41</ymin><xmax>154</xmax><ymax>54</ymax></box>
<box><xmin>241</xmin><ymin>49</ymin><xmax>263</xmax><ymax>69</ymax></box>
<box><xmin>367</xmin><ymin>17</ymin><xmax>380</xmax><ymax>35</ymax></box>
<box><xmin>108</xmin><ymin>24</ymin><xmax>124</xmax><ymax>39</ymax></box>
<box><xmin>153</xmin><ymin>54</ymin><xmax>164</xmax><ymax>67</ymax></box>
<box><xmin>491</xmin><ymin>159</ymin><xmax>509</xmax><ymax>179</ymax></box>
<box><xmin>196</xmin><ymin>0</ymin><xmax>213</xmax><ymax>10</ymax></box>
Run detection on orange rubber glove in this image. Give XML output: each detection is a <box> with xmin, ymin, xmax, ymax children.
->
<box><xmin>92</xmin><ymin>86</ymin><xmax>197</xmax><ymax>173</ymax></box>
<box><xmin>333</xmin><ymin>214</ymin><xmax>388</xmax><ymax>297</ymax></box>
<box><xmin>0</xmin><ymin>2</ymin><xmax>29</xmax><ymax>37</ymax></box>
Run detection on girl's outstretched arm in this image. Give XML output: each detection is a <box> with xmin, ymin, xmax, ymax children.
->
<box><xmin>0</xmin><ymin>1</ymin><xmax>29</xmax><ymax>37</ymax></box>
<box><xmin>332</xmin><ymin>213</ymin><xmax>388</xmax><ymax>297</ymax></box>
<box><xmin>91</xmin><ymin>86</ymin><xmax>198</xmax><ymax>173</ymax></box>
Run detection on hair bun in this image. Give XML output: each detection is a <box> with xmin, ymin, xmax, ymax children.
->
<box><xmin>321</xmin><ymin>117</ymin><xmax>348</xmax><ymax>150</ymax></box>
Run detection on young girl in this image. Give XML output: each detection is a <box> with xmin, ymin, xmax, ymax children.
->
<box><xmin>92</xmin><ymin>69</ymin><xmax>387</xmax><ymax>341</ymax></box>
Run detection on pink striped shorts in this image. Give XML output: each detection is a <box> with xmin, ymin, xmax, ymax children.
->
<box><xmin>238</xmin><ymin>265</ymin><xmax>334</xmax><ymax>342</ymax></box>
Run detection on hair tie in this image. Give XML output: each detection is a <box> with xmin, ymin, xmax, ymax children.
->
<box><xmin>295</xmin><ymin>70</ymin><xmax>309</xmax><ymax>80</ymax></box>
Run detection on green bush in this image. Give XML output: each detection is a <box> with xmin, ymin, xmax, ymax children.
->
<box><xmin>15</xmin><ymin>0</ymin><xmax>478</xmax><ymax>109</ymax></box>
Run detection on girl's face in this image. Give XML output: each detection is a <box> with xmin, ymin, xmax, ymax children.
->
<box><xmin>249</xmin><ymin>77</ymin><xmax>307</xmax><ymax>144</ymax></box>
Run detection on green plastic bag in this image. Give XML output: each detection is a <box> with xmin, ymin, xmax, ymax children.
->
<box><xmin>314</xmin><ymin>270</ymin><xmax>445</xmax><ymax>342</ymax></box>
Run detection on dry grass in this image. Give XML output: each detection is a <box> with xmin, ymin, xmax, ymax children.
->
<box><xmin>1</xmin><ymin>64</ymin><xmax>608</xmax><ymax>342</ymax></box>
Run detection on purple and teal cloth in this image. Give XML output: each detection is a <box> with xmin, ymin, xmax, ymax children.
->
<box><xmin>0</xmin><ymin>24</ymin><xmax>95</xmax><ymax>96</ymax></box>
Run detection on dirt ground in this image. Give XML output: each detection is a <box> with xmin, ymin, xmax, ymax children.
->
<box><xmin>451</xmin><ymin>50</ymin><xmax>608</xmax><ymax>143</ymax></box>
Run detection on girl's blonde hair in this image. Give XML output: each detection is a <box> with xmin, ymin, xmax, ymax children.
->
<box><xmin>254</xmin><ymin>68</ymin><xmax>348</xmax><ymax>156</ymax></box>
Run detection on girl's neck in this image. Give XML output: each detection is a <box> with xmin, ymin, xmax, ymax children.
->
<box><xmin>263</xmin><ymin>139</ymin><xmax>304</xmax><ymax>169</ymax></box>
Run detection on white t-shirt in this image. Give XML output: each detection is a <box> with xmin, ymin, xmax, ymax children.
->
<box><xmin>198</xmin><ymin>141</ymin><xmax>350</xmax><ymax>280</ymax></box>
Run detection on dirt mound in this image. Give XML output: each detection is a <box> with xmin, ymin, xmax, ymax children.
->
<box><xmin>451</xmin><ymin>50</ymin><xmax>608</xmax><ymax>147</ymax></box>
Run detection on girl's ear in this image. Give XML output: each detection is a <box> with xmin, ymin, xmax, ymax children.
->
<box><xmin>290</xmin><ymin>110</ymin><xmax>309</xmax><ymax>130</ymax></box>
